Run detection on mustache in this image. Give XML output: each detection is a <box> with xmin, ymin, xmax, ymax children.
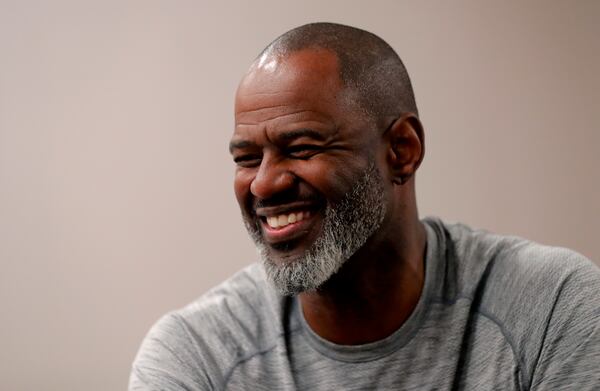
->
<box><xmin>253</xmin><ymin>192</ymin><xmax>323</xmax><ymax>210</ymax></box>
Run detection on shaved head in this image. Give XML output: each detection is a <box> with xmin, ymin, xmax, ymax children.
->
<box><xmin>257</xmin><ymin>22</ymin><xmax>418</xmax><ymax>126</ymax></box>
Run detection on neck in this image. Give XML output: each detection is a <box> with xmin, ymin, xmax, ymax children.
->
<box><xmin>298</xmin><ymin>215</ymin><xmax>426</xmax><ymax>345</ymax></box>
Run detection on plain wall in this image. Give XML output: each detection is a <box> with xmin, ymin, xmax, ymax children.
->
<box><xmin>1</xmin><ymin>1</ymin><xmax>598</xmax><ymax>389</ymax></box>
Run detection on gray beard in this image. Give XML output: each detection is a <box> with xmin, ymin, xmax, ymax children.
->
<box><xmin>244</xmin><ymin>161</ymin><xmax>387</xmax><ymax>296</ymax></box>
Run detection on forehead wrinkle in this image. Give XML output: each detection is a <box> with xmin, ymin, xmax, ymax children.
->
<box><xmin>238</xmin><ymin>90</ymin><xmax>297</xmax><ymax>97</ymax></box>
<box><xmin>234</xmin><ymin>89</ymin><xmax>306</xmax><ymax>112</ymax></box>
<box><xmin>235</xmin><ymin>109</ymin><xmax>328</xmax><ymax>127</ymax></box>
<box><xmin>235</xmin><ymin>104</ymin><xmax>291</xmax><ymax>118</ymax></box>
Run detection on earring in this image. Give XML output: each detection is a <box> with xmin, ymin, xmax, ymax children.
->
<box><xmin>398</xmin><ymin>175</ymin><xmax>411</xmax><ymax>185</ymax></box>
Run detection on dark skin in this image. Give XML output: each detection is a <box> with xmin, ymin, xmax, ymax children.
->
<box><xmin>230</xmin><ymin>48</ymin><xmax>427</xmax><ymax>345</ymax></box>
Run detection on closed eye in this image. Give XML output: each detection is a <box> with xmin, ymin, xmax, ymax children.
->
<box><xmin>286</xmin><ymin>145</ymin><xmax>322</xmax><ymax>159</ymax></box>
<box><xmin>233</xmin><ymin>154</ymin><xmax>262</xmax><ymax>168</ymax></box>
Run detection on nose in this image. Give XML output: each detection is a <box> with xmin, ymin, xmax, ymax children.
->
<box><xmin>250</xmin><ymin>156</ymin><xmax>296</xmax><ymax>200</ymax></box>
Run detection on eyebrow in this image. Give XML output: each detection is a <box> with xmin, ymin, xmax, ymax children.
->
<box><xmin>278</xmin><ymin>128</ymin><xmax>328</xmax><ymax>142</ymax></box>
<box><xmin>229</xmin><ymin>140</ymin><xmax>256</xmax><ymax>154</ymax></box>
<box><xmin>229</xmin><ymin>128</ymin><xmax>328</xmax><ymax>154</ymax></box>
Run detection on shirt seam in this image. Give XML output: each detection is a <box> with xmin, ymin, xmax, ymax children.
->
<box><xmin>528</xmin><ymin>266</ymin><xmax>581</xmax><ymax>390</ymax></box>
<box><xmin>430</xmin><ymin>295</ymin><xmax>526</xmax><ymax>391</ymax></box>
<box><xmin>221</xmin><ymin>325</ymin><xmax>304</xmax><ymax>389</ymax></box>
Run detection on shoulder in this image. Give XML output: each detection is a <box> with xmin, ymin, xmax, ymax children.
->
<box><xmin>176</xmin><ymin>262</ymin><xmax>284</xmax><ymax>356</ymax></box>
<box><xmin>424</xmin><ymin>217</ymin><xmax>599</xmax><ymax>303</ymax></box>
<box><xmin>424</xmin><ymin>217</ymin><xmax>600</xmax><ymax>389</ymax></box>
<box><xmin>129</xmin><ymin>263</ymin><xmax>284</xmax><ymax>390</ymax></box>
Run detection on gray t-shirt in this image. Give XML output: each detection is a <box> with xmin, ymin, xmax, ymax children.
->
<box><xmin>129</xmin><ymin>218</ymin><xmax>600</xmax><ymax>390</ymax></box>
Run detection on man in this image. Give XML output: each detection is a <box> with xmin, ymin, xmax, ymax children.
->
<box><xmin>130</xmin><ymin>23</ymin><xmax>599</xmax><ymax>390</ymax></box>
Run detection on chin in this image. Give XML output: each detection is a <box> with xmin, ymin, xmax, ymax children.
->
<box><xmin>245</xmin><ymin>161</ymin><xmax>388</xmax><ymax>295</ymax></box>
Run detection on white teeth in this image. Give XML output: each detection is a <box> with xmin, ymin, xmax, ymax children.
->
<box><xmin>267</xmin><ymin>216</ymin><xmax>279</xmax><ymax>228</ymax></box>
<box><xmin>276</xmin><ymin>215</ymin><xmax>286</xmax><ymax>226</ymax></box>
<box><xmin>266</xmin><ymin>211</ymin><xmax>309</xmax><ymax>229</ymax></box>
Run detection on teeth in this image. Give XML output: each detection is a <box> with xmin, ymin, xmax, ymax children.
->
<box><xmin>266</xmin><ymin>211</ymin><xmax>309</xmax><ymax>229</ymax></box>
<box><xmin>277</xmin><ymin>215</ymin><xmax>287</xmax><ymax>226</ymax></box>
<box><xmin>267</xmin><ymin>216</ymin><xmax>278</xmax><ymax>228</ymax></box>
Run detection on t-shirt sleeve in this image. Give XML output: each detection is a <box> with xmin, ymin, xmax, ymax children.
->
<box><xmin>128</xmin><ymin>312</ymin><xmax>222</xmax><ymax>391</ymax></box>
<box><xmin>530</xmin><ymin>258</ymin><xmax>600</xmax><ymax>390</ymax></box>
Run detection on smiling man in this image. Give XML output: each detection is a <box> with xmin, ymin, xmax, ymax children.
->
<box><xmin>130</xmin><ymin>23</ymin><xmax>600</xmax><ymax>390</ymax></box>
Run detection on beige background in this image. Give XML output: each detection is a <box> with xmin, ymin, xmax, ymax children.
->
<box><xmin>1</xmin><ymin>1</ymin><xmax>598</xmax><ymax>389</ymax></box>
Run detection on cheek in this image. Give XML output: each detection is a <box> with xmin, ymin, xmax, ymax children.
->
<box><xmin>297</xmin><ymin>158</ymin><xmax>366</xmax><ymax>201</ymax></box>
<box><xmin>233</xmin><ymin>169</ymin><xmax>254</xmax><ymax>211</ymax></box>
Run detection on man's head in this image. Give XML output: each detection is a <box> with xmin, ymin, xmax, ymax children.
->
<box><xmin>260</xmin><ymin>22</ymin><xmax>419</xmax><ymax>125</ymax></box>
<box><xmin>229</xmin><ymin>23</ymin><xmax>424</xmax><ymax>295</ymax></box>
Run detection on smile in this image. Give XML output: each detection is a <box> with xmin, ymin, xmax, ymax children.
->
<box><xmin>256</xmin><ymin>206</ymin><xmax>321</xmax><ymax>246</ymax></box>
<box><xmin>265</xmin><ymin>211</ymin><xmax>311</xmax><ymax>229</ymax></box>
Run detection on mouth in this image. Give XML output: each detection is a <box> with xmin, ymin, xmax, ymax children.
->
<box><xmin>255</xmin><ymin>203</ymin><xmax>323</xmax><ymax>246</ymax></box>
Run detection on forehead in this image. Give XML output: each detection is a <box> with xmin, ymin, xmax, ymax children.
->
<box><xmin>235</xmin><ymin>49</ymin><xmax>348</xmax><ymax>126</ymax></box>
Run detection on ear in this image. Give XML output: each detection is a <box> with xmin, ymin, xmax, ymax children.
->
<box><xmin>385</xmin><ymin>114</ymin><xmax>425</xmax><ymax>185</ymax></box>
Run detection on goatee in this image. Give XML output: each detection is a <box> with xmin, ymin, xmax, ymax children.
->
<box><xmin>244</xmin><ymin>161</ymin><xmax>386</xmax><ymax>296</ymax></box>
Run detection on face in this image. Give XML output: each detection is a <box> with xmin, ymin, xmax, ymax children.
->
<box><xmin>230</xmin><ymin>49</ymin><xmax>388</xmax><ymax>295</ymax></box>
